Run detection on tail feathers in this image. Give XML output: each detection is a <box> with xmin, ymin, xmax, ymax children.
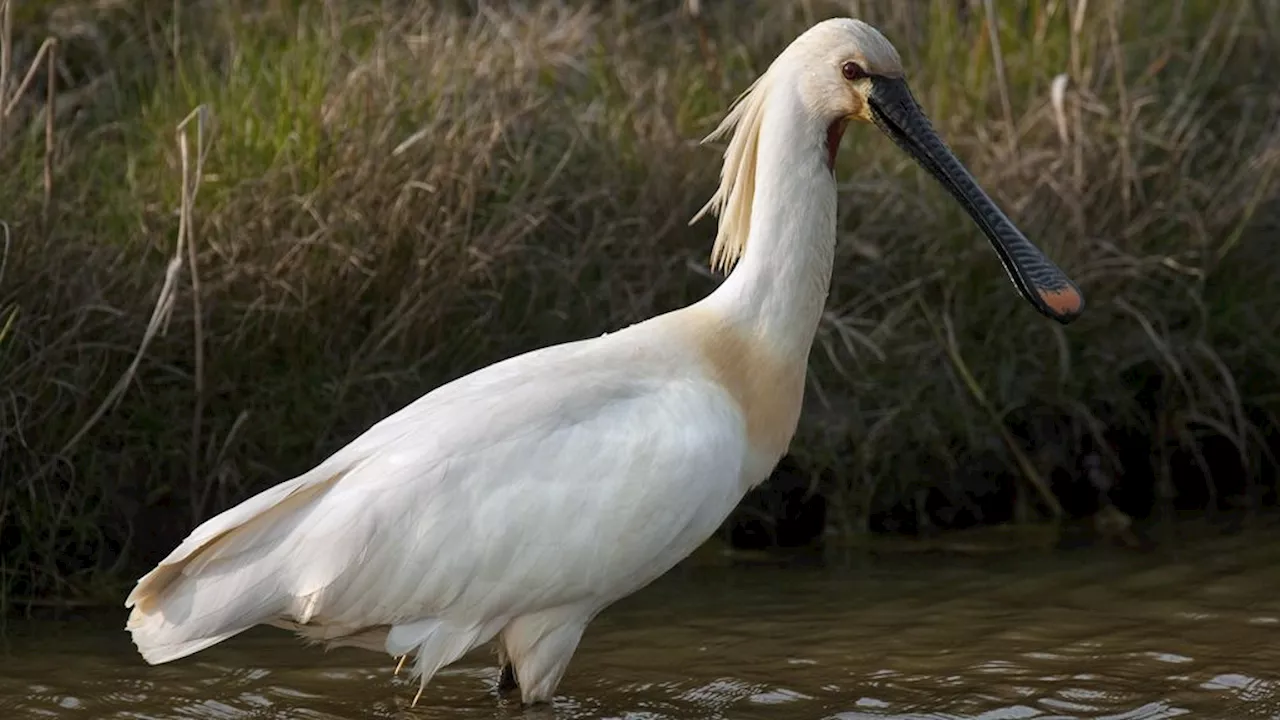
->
<box><xmin>125</xmin><ymin>550</ymin><xmax>292</xmax><ymax>664</ymax></box>
<box><xmin>125</xmin><ymin>466</ymin><xmax>349</xmax><ymax>664</ymax></box>
<box><xmin>127</xmin><ymin>624</ymin><xmax>249</xmax><ymax>666</ymax></box>
<box><xmin>125</xmin><ymin>467</ymin><xmax>340</xmax><ymax>612</ymax></box>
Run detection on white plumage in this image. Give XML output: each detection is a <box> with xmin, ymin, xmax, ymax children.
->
<box><xmin>129</xmin><ymin>326</ymin><xmax>748</xmax><ymax>702</ymax></box>
<box><xmin>126</xmin><ymin>17</ymin><xmax>1082</xmax><ymax>708</ymax></box>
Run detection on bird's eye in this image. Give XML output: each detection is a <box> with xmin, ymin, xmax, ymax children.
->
<box><xmin>841</xmin><ymin>61</ymin><xmax>867</xmax><ymax>81</ymax></box>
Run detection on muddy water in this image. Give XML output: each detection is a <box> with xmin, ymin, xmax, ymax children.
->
<box><xmin>3</xmin><ymin>522</ymin><xmax>1280</xmax><ymax>719</ymax></box>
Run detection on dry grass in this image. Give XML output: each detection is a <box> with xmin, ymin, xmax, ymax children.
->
<box><xmin>1</xmin><ymin>0</ymin><xmax>1278</xmax><ymax>605</ymax></box>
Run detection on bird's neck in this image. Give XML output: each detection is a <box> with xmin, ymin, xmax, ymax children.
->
<box><xmin>703</xmin><ymin>94</ymin><xmax>838</xmax><ymax>364</ymax></box>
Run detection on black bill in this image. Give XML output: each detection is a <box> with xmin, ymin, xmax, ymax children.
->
<box><xmin>867</xmin><ymin>76</ymin><xmax>1084</xmax><ymax>324</ymax></box>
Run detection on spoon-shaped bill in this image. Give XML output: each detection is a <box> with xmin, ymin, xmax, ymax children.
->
<box><xmin>866</xmin><ymin>77</ymin><xmax>1084</xmax><ymax>324</ymax></box>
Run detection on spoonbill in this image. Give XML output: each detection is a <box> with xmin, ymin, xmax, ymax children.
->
<box><xmin>125</xmin><ymin>17</ymin><xmax>1083</xmax><ymax>707</ymax></box>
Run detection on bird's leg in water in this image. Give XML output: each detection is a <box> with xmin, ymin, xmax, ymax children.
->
<box><xmin>498</xmin><ymin>662</ymin><xmax>520</xmax><ymax>694</ymax></box>
<box><xmin>412</xmin><ymin>680</ymin><xmax>426</xmax><ymax>708</ymax></box>
<box><xmin>394</xmin><ymin>654</ymin><xmax>408</xmax><ymax>676</ymax></box>
<box><xmin>496</xmin><ymin>642</ymin><xmax>520</xmax><ymax>695</ymax></box>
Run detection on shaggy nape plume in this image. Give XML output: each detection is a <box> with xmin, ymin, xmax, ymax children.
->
<box><xmin>690</xmin><ymin>70</ymin><xmax>775</xmax><ymax>274</ymax></box>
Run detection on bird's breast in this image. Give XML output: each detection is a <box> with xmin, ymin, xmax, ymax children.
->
<box><xmin>677</xmin><ymin>311</ymin><xmax>808</xmax><ymax>469</ymax></box>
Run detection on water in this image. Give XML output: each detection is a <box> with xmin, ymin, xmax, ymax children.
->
<box><xmin>3</xmin><ymin>521</ymin><xmax>1280</xmax><ymax>719</ymax></box>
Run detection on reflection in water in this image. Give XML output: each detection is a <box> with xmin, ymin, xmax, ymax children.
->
<box><xmin>3</xmin><ymin>522</ymin><xmax>1280</xmax><ymax>719</ymax></box>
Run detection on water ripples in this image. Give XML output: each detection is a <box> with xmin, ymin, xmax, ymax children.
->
<box><xmin>3</xmin><ymin>526</ymin><xmax>1280</xmax><ymax>718</ymax></box>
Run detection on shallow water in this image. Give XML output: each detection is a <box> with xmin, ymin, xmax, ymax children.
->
<box><xmin>3</xmin><ymin>522</ymin><xmax>1280</xmax><ymax>719</ymax></box>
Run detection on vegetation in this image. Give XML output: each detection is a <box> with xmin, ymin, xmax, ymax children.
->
<box><xmin>1</xmin><ymin>0</ymin><xmax>1277</xmax><ymax>606</ymax></box>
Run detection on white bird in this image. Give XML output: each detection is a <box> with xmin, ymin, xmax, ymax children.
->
<box><xmin>125</xmin><ymin>18</ymin><xmax>1083</xmax><ymax>707</ymax></box>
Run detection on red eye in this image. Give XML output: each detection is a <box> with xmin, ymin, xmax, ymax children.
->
<box><xmin>842</xmin><ymin>61</ymin><xmax>866</xmax><ymax>81</ymax></box>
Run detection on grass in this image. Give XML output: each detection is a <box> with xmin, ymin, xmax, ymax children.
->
<box><xmin>1</xmin><ymin>0</ymin><xmax>1278</xmax><ymax>606</ymax></box>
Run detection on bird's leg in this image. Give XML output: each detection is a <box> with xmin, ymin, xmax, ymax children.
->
<box><xmin>394</xmin><ymin>654</ymin><xmax>408</xmax><ymax>676</ymax></box>
<box><xmin>412</xmin><ymin>677</ymin><xmax>427</xmax><ymax>708</ymax></box>
<box><xmin>498</xmin><ymin>662</ymin><xmax>520</xmax><ymax>695</ymax></box>
<box><xmin>408</xmin><ymin>654</ymin><xmax>429</xmax><ymax>709</ymax></box>
<box><xmin>501</xmin><ymin>611</ymin><xmax>588</xmax><ymax>706</ymax></box>
<box><xmin>496</xmin><ymin>641</ymin><xmax>520</xmax><ymax>695</ymax></box>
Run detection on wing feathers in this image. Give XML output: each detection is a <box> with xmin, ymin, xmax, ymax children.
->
<box><xmin>125</xmin><ymin>326</ymin><xmax>749</xmax><ymax>672</ymax></box>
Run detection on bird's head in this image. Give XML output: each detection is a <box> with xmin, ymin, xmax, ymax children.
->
<box><xmin>781</xmin><ymin>18</ymin><xmax>905</xmax><ymax>170</ymax></box>
<box><xmin>697</xmin><ymin>18</ymin><xmax>1085</xmax><ymax>325</ymax></box>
